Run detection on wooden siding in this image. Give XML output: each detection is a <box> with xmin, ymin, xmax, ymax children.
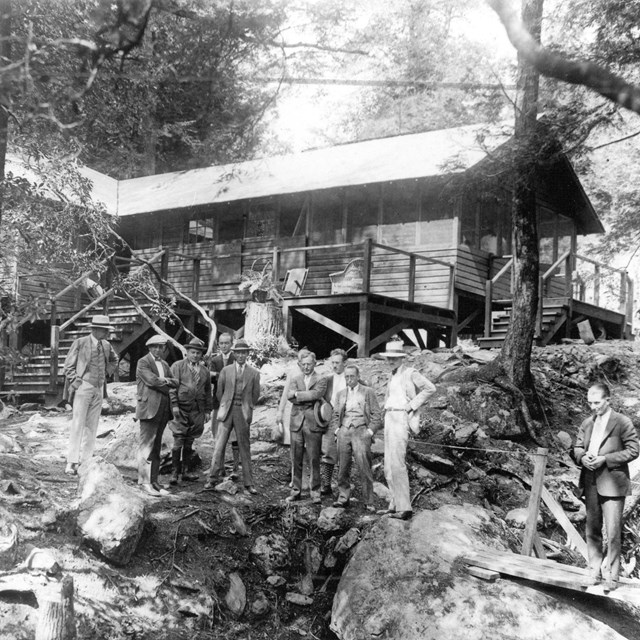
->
<box><xmin>18</xmin><ymin>273</ymin><xmax>86</xmax><ymax>315</ymax></box>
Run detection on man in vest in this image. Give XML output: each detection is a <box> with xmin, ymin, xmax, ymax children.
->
<box><xmin>135</xmin><ymin>335</ymin><xmax>178</xmax><ymax>497</ymax></box>
<box><xmin>169</xmin><ymin>338</ymin><xmax>212</xmax><ymax>485</ymax></box>
<box><xmin>331</xmin><ymin>364</ymin><xmax>382</xmax><ymax>511</ymax></box>
<box><xmin>63</xmin><ymin>314</ymin><xmax>118</xmax><ymax>475</ymax></box>
<box><xmin>205</xmin><ymin>340</ymin><xmax>260</xmax><ymax>494</ymax></box>
<box><xmin>320</xmin><ymin>348</ymin><xmax>348</xmax><ymax>495</ymax></box>
<box><xmin>208</xmin><ymin>332</ymin><xmax>240</xmax><ymax>477</ymax></box>
<box><xmin>380</xmin><ymin>339</ymin><xmax>435</xmax><ymax>520</ymax></box>
<box><xmin>574</xmin><ymin>382</ymin><xmax>639</xmax><ymax>591</ymax></box>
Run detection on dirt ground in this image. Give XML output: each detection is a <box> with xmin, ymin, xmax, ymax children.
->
<box><xmin>3</xmin><ymin>341</ymin><xmax>640</xmax><ymax>639</ymax></box>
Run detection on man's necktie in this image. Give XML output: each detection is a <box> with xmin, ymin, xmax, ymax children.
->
<box><xmin>97</xmin><ymin>341</ymin><xmax>104</xmax><ymax>359</ymax></box>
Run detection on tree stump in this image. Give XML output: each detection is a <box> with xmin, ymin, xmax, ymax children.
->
<box><xmin>244</xmin><ymin>301</ymin><xmax>283</xmax><ymax>343</ymax></box>
<box><xmin>35</xmin><ymin>575</ymin><xmax>76</xmax><ymax>640</ymax></box>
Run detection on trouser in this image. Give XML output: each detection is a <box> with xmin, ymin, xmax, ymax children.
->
<box><xmin>584</xmin><ymin>471</ymin><xmax>625</xmax><ymax>581</ymax></box>
<box><xmin>290</xmin><ymin>422</ymin><xmax>323</xmax><ymax>498</ymax></box>
<box><xmin>209</xmin><ymin>405</ymin><xmax>254</xmax><ymax>486</ymax></box>
<box><xmin>383</xmin><ymin>411</ymin><xmax>412</xmax><ymax>512</ymax></box>
<box><xmin>336</xmin><ymin>424</ymin><xmax>374</xmax><ymax>504</ymax></box>
<box><xmin>138</xmin><ymin>397</ymin><xmax>170</xmax><ymax>485</ymax></box>
<box><xmin>321</xmin><ymin>423</ymin><xmax>338</xmax><ymax>465</ymax></box>
<box><xmin>210</xmin><ymin>407</ymin><xmax>238</xmax><ymax>444</ymax></box>
<box><xmin>67</xmin><ymin>380</ymin><xmax>103</xmax><ymax>464</ymax></box>
<box><xmin>170</xmin><ymin>405</ymin><xmax>206</xmax><ymax>451</ymax></box>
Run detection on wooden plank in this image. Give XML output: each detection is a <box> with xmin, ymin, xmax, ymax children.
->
<box><xmin>358</xmin><ymin>301</ymin><xmax>371</xmax><ymax>357</ymax></box>
<box><xmin>522</xmin><ymin>448</ymin><xmax>548</xmax><ymax>557</ymax></box>
<box><xmin>532</xmin><ymin>532</ymin><xmax>547</xmax><ymax>560</ymax></box>
<box><xmin>367</xmin><ymin>302</ymin><xmax>455</xmax><ymax>325</ymax></box>
<box><xmin>540</xmin><ymin>486</ymin><xmax>588</xmax><ymax>560</ymax></box>
<box><xmin>467</xmin><ymin>566</ymin><xmax>499</xmax><ymax>582</ymax></box>
<box><xmin>295</xmin><ymin>307</ymin><xmax>360</xmax><ymax>344</ymax></box>
<box><xmin>369</xmin><ymin>321</ymin><xmax>411</xmax><ymax>351</ymax></box>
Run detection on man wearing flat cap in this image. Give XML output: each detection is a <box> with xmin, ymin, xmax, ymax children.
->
<box><xmin>380</xmin><ymin>339</ymin><xmax>435</xmax><ymax>520</ymax></box>
<box><xmin>63</xmin><ymin>314</ymin><xmax>118</xmax><ymax>475</ymax></box>
<box><xmin>135</xmin><ymin>335</ymin><xmax>178</xmax><ymax>497</ymax></box>
<box><xmin>169</xmin><ymin>338</ymin><xmax>212</xmax><ymax>485</ymax></box>
<box><xmin>205</xmin><ymin>340</ymin><xmax>260</xmax><ymax>494</ymax></box>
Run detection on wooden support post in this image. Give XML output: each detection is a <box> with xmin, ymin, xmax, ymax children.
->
<box><xmin>160</xmin><ymin>249</ymin><xmax>169</xmax><ymax>298</ymax></box>
<box><xmin>593</xmin><ymin>264</ymin><xmax>600</xmax><ymax>306</ymax></box>
<box><xmin>626</xmin><ymin>277</ymin><xmax>634</xmax><ymax>337</ymax></box>
<box><xmin>521</xmin><ymin>447</ymin><xmax>548</xmax><ymax>557</ymax></box>
<box><xmin>272</xmin><ymin>246</ymin><xmax>280</xmax><ymax>284</ymax></box>
<box><xmin>619</xmin><ymin>271</ymin><xmax>627</xmax><ymax>315</ymax></box>
<box><xmin>412</xmin><ymin>328</ymin><xmax>426</xmax><ymax>351</ymax></box>
<box><xmin>362</xmin><ymin>239</ymin><xmax>372</xmax><ymax>294</ymax></box>
<box><xmin>358</xmin><ymin>301</ymin><xmax>371</xmax><ymax>357</ymax></box>
<box><xmin>408</xmin><ymin>255</ymin><xmax>416</xmax><ymax>302</ymax></box>
<box><xmin>35</xmin><ymin>575</ymin><xmax>76</xmax><ymax>640</ymax></box>
<box><xmin>49</xmin><ymin>322</ymin><xmax>60</xmax><ymax>395</ymax></box>
<box><xmin>192</xmin><ymin>258</ymin><xmax>201</xmax><ymax>301</ymax></box>
<box><xmin>282</xmin><ymin>302</ymin><xmax>292</xmax><ymax>344</ymax></box>
<box><xmin>484</xmin><ymin>280</ymin><xmax>492</xmax><ymax>338</ymax></box>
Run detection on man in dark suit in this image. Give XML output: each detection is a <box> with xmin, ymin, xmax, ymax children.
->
<box><xmin>204</xmin><ymin>340</ymin><xmax>260</xmax><ymax>494</ymax></box>
<box><xmin>574</xmin><ymin>382</ymin><xmax>639</xmax><ymax>591</ymax></box>
<box><xmin>208</xmin><ymin>332</ymin><xmax>239</xmax><ymax>476</ymax></box>
<box><xmin>331</xmin><ymin>364</ymin><xmax>382</xmax><ymax>511</ymax></box>
<box><xmin>135</xmin><ymin>335</ymin><xmax>177</xmax><ymax>497</ymax></box>
<box><xmin>286</xmin><ymin>349</ymin><xmax>328</xmax><ymax>504</ymax></box>
<box><xmin>63</xmin><ymin>314</ymin><xmax>118</xmax><ymax>475</ymax></box>
<box><xmin>169</xmin><ymin>338</ymin><xmax>212</xmax><ymax>485</ymax></box>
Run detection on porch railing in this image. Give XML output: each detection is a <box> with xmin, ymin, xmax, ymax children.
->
<box><xmin>484</xmin><ymin>256</ymin><xmax>513</xmax><ymax>338</ymax></box>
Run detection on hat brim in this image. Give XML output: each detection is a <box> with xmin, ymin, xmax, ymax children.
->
<box><xmin>377</xmin><ymin>352</ymin><xmax>408</xmax><ymax>359</ymax></box>
<box><xmin>91</xmin><ymin>324</ymin><xmax>114</xmax><ymax>330</ymax></box>
<box><xmin>314</xmin><ymin>400</ymin><xmax>333</xmax><ymax>427</ymax></box>
<box><xmin>232</xmin><ymin>347</ymin><xmax>251</xmax><ymax>352</ymax></box>
<box><xmin>185</xmin><ymin>345</ymin><xmax>206</xmax><ymax>352</ymax></box>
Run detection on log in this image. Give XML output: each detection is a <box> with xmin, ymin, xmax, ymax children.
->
<box><xmin>244</xmin><ymin>301</ymin><xmax>284</xmax><ymax>343</ymax></box>
<box><xmin>35</xmin><ymin>575</ymin><xmax>76</xmax><ymax>640</ymax></box>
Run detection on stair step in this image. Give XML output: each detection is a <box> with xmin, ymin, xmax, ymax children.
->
<box><xmin>477</xmin><ymin>337</ymin><xmax>505</xmax><ymax>348</ymax></box>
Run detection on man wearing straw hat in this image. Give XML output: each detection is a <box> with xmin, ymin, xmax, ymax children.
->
<box><xmin>135</xmin><ymin>335</ymin><xmax>178</xmax><ymax>497</ymax></box>
<box><xmin>379</xmin><ymin>339</ymin><xmax>435</xmax><ymax>520</ymax></box>
<box><xmin>63</xmin><ymin>314</ymin><xmax>118</xmax><ymax>475</ymax></box>
<box><xmin>205</xmin><ymin>340</ymin><xmax>260</xmax><ymax>494</ymax></box>
<box><xmin>168</xmin><ymin>338</ymin><xmax>212</xmax><ymax>485</ymax></box>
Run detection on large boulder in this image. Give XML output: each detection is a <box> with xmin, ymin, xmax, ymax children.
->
<box><xmin>331</xmin><ymin>504</ymin><xmax>629</xmax><ymax>640</ymax></box>
<box><xmin>77</xmin><ymin>457</ymin><xmax>146</xmax><ymax>565</ymax></box>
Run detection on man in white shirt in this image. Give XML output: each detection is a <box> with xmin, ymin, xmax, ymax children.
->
<box><xmin>331</xmin><ymin>364</ymin><xmax>381</xmax><ymax>510</ymax></box>
<box><xmin>574</xmin><ymin>383</ymin><xmax>639</xmax><ymax>591</ymax></box>
<box><xmin>320</xmin><ymin>348</ymin><xmax>348</xmax><ymax>494</ymax></box>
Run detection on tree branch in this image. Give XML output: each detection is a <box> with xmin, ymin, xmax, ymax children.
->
<box><xmin>487</xmin><ymin>0</ymin><xmax>640</xmax><ymax>115</ymax></box>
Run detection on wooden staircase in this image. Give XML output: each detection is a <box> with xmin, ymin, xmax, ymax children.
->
<box><xmin>478</xmin><ymin>298</ymin><xmax>569</xmax><ymax>349</ymax></box>
<box><xmin>7</xmin><ymin>301</ymin><xmax>156</xmax><ymax>402</ymax></box>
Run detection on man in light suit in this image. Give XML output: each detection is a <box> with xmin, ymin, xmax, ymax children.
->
<box><xmin>135</xmin><ymin>335</ymin><xmax>178</xmax><ymax>497</ymax></box>
<box><xmin>208</xmin><ymin>332</ymin><xmax>240</xmax><ymax>476</ymax></box>
<box><xmin>286</xmin><ymin>349</ymin><xmax>328</xmax><ymax>504</ymax></box>
<box><xmin>380</xmin><ymin>340</ymin><xmax>435</xmax><ymax>520</ymax></box>
<box><xmin>331</xmin><ymin>364</ymin><xmax>382</xmax><ymax>511</ymax></box>
<box><xmin>63</xmin><ymin>314</ymin><xmax>118</xmax><ymax>475</ymax></box>
<box><xmin>169</xmin><ymin>338</ymin><xmax>212</xmax><ymax>485</ymax></box>
<box><xmin>204</xmin><ymin>340</ymin><xmax>260</xmax><ymax>494</ymax></box>
<box><xmin>574</xmin><ymin>382</ymin><xmax>639</xmax><ymax>591</ymax></box>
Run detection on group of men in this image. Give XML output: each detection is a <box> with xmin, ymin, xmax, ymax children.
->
<box><xmin>63</xmin><ymin>316</ymin><xmax>640</xmax><ymax>579</ymax></box>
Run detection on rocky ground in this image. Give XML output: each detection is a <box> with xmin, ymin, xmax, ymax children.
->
<box><xmin>2</xmin><ymin>340</ymin><xmax>640</xmax><ymax>639</ymax></box>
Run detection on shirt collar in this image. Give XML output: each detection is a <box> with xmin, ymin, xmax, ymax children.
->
<box><xmin>596</xmin><ymin>408</ymin><xmax>612</xmax><ymax>426</ymax></box>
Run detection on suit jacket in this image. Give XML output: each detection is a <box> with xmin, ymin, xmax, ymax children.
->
<box><xmin>169</xmin><ymin>359</ymin><xmax>213</xmax><ymax>413</ymax></box>
<box><xmin>330</xmin><ymin>384</ymin><xmax>382</xmax><ymax>434</ymax></box>
<box><xmin>62</xmin><ymin>334</ymin><xmax>118</xmax><ymax>402</ymax></box>
<box><xmin>209</xmin><ymin>352</ymin><xmax>235</xmax><ymax>409</ymax></box>
<box><xmin>574</xmin><ymin>410</ymin><xmax>639</xmax><ymax>497</ymax></box>
<box><xmin>217</xmin><ymin>363</ymin><xmax>260</xmax><ymax>423</ymax></box>
<box><xmin>289</xmin><ymin>372</ymin><xmax>328</xmax><ymax>433</ymax></box>
<box><xmin>384</xmin><ymin>364</ymin><xmax>436</xmax><ymax>432</ymax></box>
<box><xmin>135</xmin><ymin>353</ymin><xmax>173</xmax><ymax>420</ymax></box>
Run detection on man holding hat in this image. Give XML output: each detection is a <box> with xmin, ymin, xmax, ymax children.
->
<box><xmin>205</xmin><ymin>340</ymin><xmax>260</xmax><ymax>494</ymax></box>
<box><xmin>380</xmin><ymin>339</ymin><xmax>435</xmax><ymax>520</ymax></box>
<box><xmin>168</xmin><ymin>338</ymin><xmax>212</xmax><ymax>485</ymax></box>
<box><xmin>135</xmin><ymin>335</ymin><xmax>178</xmax><ymax>496</ymax></box>
<box><xmin>63</xmin><ymin>314</ymin><xmax>118</xmax><ymax>475</ymax></box>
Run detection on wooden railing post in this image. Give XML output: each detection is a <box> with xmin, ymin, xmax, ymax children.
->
<box><xmin>272</xmin><ymin>246</ymin><xmax>280</xmax><ymax>284</ymax></box>
<box><xmin>536</xmin><ymin>275</ymin><xmax>544</xmax><ymax>337</ymax></box>
<box><xmin>619</xmin><ymin>271</ymin><xmax>627</xmax><ymax>315</ymax></box>
<box><xmin>626</xmin><ymin>276</ymin><xmax>634</xmax><ymax>330</ymax></box>
<box><xmin>192</xmin><ymin>258</ymin><xmax>201</xmax><ymax>301</ymax></box>
<box><xmin>593</xmin><ymin>264</ymin><xmax>600</xmax><ymax>306</ymax></box>
<box><xmin>49</xmin><ymin>324</ymin><xmax>61</xmax><ymax>395</ymax></box>
<box><xmin>408</xmin><ymin>255</ymin><xmax>416</xmax><ymax>302</ymax></box>
<box><xmin>521</xmin><ymin>447</ymin><xmax>548</xmax><ymax>557</ymax></box>
<box><xmin>362</xmin><ymin>239</ymin><xmax>372</xmax><ymax>294</ymax></box>
<box><xmin>484</xmin><ymin>280</ymin><xmax>492</xmax><ymax>338</ymax></box>
<box><xmin>565</xmin><ymin>253</ymin><xmax>572</xmax><ymax>298</ymax></box>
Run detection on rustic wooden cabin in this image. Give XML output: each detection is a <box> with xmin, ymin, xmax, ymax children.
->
<box><xmin>6</xmin><ymin>123</ymin><xmax>633</xmax><ymax>400</ymax></box>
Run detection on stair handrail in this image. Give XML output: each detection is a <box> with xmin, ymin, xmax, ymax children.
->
<box><xmin>484</xmin><ymin>256</ymin><xmax>513</xmax><ymax>338</ymax></box>
<box><xmin>537</xmin><ymin>249</ymin><xmax>572</xmax><ymax>337</ymax></box>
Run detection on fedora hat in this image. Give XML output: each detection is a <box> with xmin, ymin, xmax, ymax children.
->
<box><xmin>185</xmin><ymin>337</ymin><xmax>206</xmax><ymax>352</ymax></box>
<box><xmin>314</xmin><ymin>398</ymin><xmax>333</xmax><ymax>429</ymax></box>
<box><xmin>378</xmin><ymin>340</ymin><xmax>409</xmax><ymax>359</ymax></box>
<box><xmin>89</xmin><ymin>314</ymin><xmax>113</xmax><ymax>330</ymax></box>
<box><xmin>232</xmin><ymin>340</ymin><xmax>251</xmax><ymax>352</ymax></box>
<box><xmin>146</xmin><ymin>335</ymin><xmax>167</xmax><ymax>347</ymax></box>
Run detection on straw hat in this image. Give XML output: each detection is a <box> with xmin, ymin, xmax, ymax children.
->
<box><xmin>231</xmin><ymin>340</ymin><xmax>251</xmax><ymax>352</ymax></box>
<box><xmin>89</xmin><ymin>315</ymin><xmax>113</xmax><ymax>330</ymax></box>
<box><xmin>377</xmin><ymin>340</ymin><xmax>409</xmax><ymax>359</ymax></box>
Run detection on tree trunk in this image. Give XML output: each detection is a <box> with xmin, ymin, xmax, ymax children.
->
<box><xmin>35</xmin><ymin>576</ymin><xmax>76</xmax><ymax>640</ymax></box>
<box><xmin>498</xmin><ymin>0</ymin><xmax>543</xmax><ymax>390</ymax></box>
<box><xmin>244</xmin><ymin>301</ymin><xmax>283</xmax><ymax>343</ymax></box>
